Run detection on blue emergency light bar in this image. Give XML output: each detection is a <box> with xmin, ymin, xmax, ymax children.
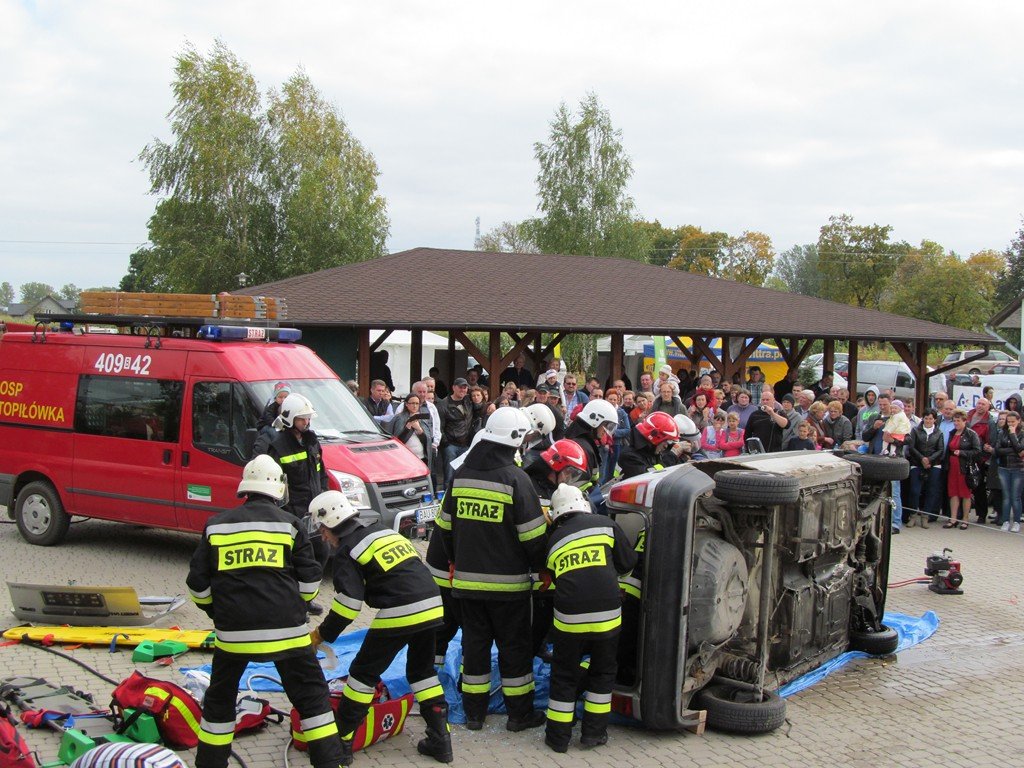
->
<box><xmin>198</xmin><ymin>325</ymin><xmax>302</xmax><ymax>342</ymax></box>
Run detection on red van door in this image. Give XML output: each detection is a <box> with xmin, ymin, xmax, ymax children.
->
<box><xmin>70</xmin><ymin>372</ymin><xmax>184</xmax><ymax>527</ymax></box>
<box><xmin>177</xmin><ymin>379</ymin><xmax>262</xmax><ymax>531</ymax></box>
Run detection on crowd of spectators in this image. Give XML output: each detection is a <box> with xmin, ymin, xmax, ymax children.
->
<box><xmin>361</xmin><ymin>359</ymin><xmax>1024</xmax><ymax>536</ymax></box>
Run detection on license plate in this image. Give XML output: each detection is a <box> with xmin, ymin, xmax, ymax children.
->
<box><xmin>416</xmin><ymin>504</ymin><xmax>439</xmax><ymax>524</ymax></box>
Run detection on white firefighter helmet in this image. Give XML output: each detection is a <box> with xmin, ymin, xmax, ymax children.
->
<box><xmin>481</xmin><ymin>406</ymin><xmax>532</xmax><ymax>448</ymax></box>
<box><xmin>521</xmin><ymin>404</ymin><xmax>556</xmax><ymax>437</ymax></box>
<box><xmin>276</xmin><ymin>393</ymin><xmax>316</xmax><ymax>429</ymax></box>
<box><xmin>237</xmin><ymin>455</ymin><xmax>288</xmax><ymax>501</ymax></box>
<box><xmin>577</xmin><ymin>399</ymin><xmax>619</xmax><ymax>431</ymax></box>
<box><xmin>673</xmin><ymin>413</ymin><xmax>701</xmax><ymax>443</ymax></box>
<box><xmin>308</xmin><ymin>490</ymin><xmax>359</xmax><ymax>530</ymax></box>
<box><xmin>548</xmin><ymin>483</ymin><xmax>592</xmax><ymax>522</ymax></box>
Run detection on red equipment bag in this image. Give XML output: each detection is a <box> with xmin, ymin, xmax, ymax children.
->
<box><xmin>290</xmin><ymin>682</ymin><xmax>413</xmax><ymax>753</ymax></box>
<box><xmin>112</xmin><ymin>673</ymin><xmax>275</xmax><ymax>749</ymax></box>
<box><xmin>0</xmin><ymin>702</ymin><xmax>36</xmax><ymax>768</ymax></box>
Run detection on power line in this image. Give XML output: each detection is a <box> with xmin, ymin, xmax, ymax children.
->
<box><xmin>0</xmin><ymin>239</ymin><xmax>145</xmax><ymax>246</ymax></box>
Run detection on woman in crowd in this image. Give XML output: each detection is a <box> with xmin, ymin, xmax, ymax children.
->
<box><xmin>651</xmin><ymin>380</ymin><xmax>684</xmax><ymax>417</ymax></box>
<box><xmin>630</xmin><ymin>392</ymin><xmax>651</xmax><ymax>424</ymax></box>
<box><xmin>822</xmin><ymin>399</ymin><xmax>853</xmax><ymax>450</ymax></box>
<box><xmin>688</xmin><ymin>392</ymin><xmax>713</xmax><ymax>433</ymax></box>
<box><xmin>390</xmin><ymin>393</ymin><xmax>433</xmax><ymax>475</ymax></box>
<box><xmin>905</xmin><ymin>408</ymin><xmax>944</xmax><ymax>529</ymax></box>
<box><xmin>726</xmin><ymin>389</ymin><xmax>757</xmax><ymax>429</ymax></box>
<box><xmin>501</xmin><ymin>381</ymin><xmax>521</xmax><ymax>407</ymax></box>
<box><xmin>468</xmin><ymin>386</ymin><xmax>489</xmax><ymax>436</ymax></box>
<box><xmin>994</xmin><ymin>409</ymin><xmax>1024</xmax><ymax>532</ymax></box>
<box><xmin>719</xmin><ymin>411</ymin><xmax>745</xmax><ymax>457</ymax></box>
<box><xmin>945</xmin><ymin>409</ymin><xmax>981</xmax><ymax>529</ymax></box>
<box><xmin>805</xmin><ymin>401</ymin><xmax>828</xmax><ymax>448</ymax></box>
<box><xmin>702</xmin><ymin>411</ymin><xmax>726</xmax><ymax>458</ymax></box>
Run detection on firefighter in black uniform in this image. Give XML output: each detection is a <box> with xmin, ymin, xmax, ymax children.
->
<box><xmin>186</xmin><ymin>456</ymin><xmax>346</xmax><ymax>768</ymax></box>
<box><xmin>261</xmin><ymin>393</ymin><xmax>330</xmax><ymax>580</ymax></box>
<box><xmin>520</xmin><ymin>404</ymin><xmax>558</xmax><ymax>466</ymax></box>
<box><xmin>543</xmin><ymin>484</ymin><xmax>637</xmax><ymax>753</ymax></box>
<box><xmin>563</xmin><ymin>400</ymin><xmax>620</xmax><ymax>512</ymax></box>
<box><xmin>424</xmin><ymin>527</ymin><xmax>460</xmax><ymax>667</ymax></box>
<box><xmin>308</xmin><ymin>490</ymin><xmax>453</xmax><ymax>764</ymax></box>
<box><xmin>524</xmin><ymin>438</ymin><xmax>593</xmax><ymax>658</ymax></box>
<box><xmin>435</xmin><ymin>407</ymin><xmax>548</xmax><ymax>731</ymax></box>
<box><xmin>617</xmin><ymin>411</ymin><xmax>684</xmax><ymax>479</ymax></box>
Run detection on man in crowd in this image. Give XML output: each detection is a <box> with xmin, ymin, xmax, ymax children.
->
<box><xmin>562</xmin><ymin>374</ymin><xmax>589</xmax><ymax>415</ymax></box>
<box><xmin>774</xmin><ymin>369</ymin><xmax>799</xmax><ymax>400</ymax></box>
<box><xmin>364</xmin><ymin>379</ymin><xmax>395</xmax><ymax>427</ymax></box>
<box><xmin>744</xmin><ymin>389</ymin><xmax>790</xmax><ymax>452</ymax></box>
<box><xmin>862</xmin><ymin>394</ymin><xmax>903</xmax><ymax>533</ymax></box>
<box><xmin>500</xmin><ymin>353</ymin><xmax>535</xmax><ymax>389</ymax></box>
<box><xmin>437</xmin><ymin>377</ymin><xmax>473</xmax><ymax>487</ymax></box>
<box><xmin>811</xmin><ymin>370</ymin><xmax>834</xmax><ymax>400</ymax></box>
<box><xmin>967</xmin><ymin>398</ymin><xmax>997</xmax><ymax>523</ymax></box>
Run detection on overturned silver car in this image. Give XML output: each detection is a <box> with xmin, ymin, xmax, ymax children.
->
<box><xmin>607</xmin><ymin>450</ymin><xmax>908</xmax><ymax>734</ymax></box>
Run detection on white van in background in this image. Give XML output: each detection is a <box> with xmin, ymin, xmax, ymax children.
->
<box><xmin>854</xmin><ymin>361</ymin><xmax>944</xmax><ymax>402</ymax></box>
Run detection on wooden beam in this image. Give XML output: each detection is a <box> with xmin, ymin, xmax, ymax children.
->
<box><xmin>497</xmin><ymin>334</ymin><xmax>536</xmax><ymax>374</ymax></box>
<box><xmin>409</xmin><ymin>329</ymin><xmax>423</xmax><ymax>392</ymax></box>
<box><xmin>488</xmin><ymin>330</ymin><xmax>502</xmax><ymax>401</ymax></box>
<box><xmin>890</xmin><ymin>341</ymin><xmax>918</xmax><ymax>373</ymax></box>
<box><xmin>734</xmin><ymin>336</ymin><xmax>763</xmax><ymax>367</ymax></box>
<box><xmin>914</xmin><ymin>342</ymin><xmax>929</xmax><ymax>416</ymax></box>
<box><xmin>772</xmin><ymin>337</ymin><xmax>792</xmax><ymax>367</ymax></box>
<box><xmin>822</xmin><ymin>339</ymin><xmax>835</xmax><ymax>378</ymax></box>
<box><xmin>847</xmin><ymin>340</ymin><xmax>859</xmax><ymax>397</ymax></box>
<box><xmin>540</xmin><ymin>332</ymin><xmax>568</xmax><ymax>363</ymax></box>
<box><xmin>792</xmin><ymin>339</ymin><xmax>814</xmax><ymax>367</ymax></box>
<box><xmin>610</xmin><ymin>333</ymin><xmax>624</xmax><ymax>383</ymax></box>
<box><xmin>691</xmin><ymin>336</ymin><xmax>723</xmax><ymax>376</ymax></box>
<box><xmin>452</xmin><ymin>331</ymin><xmax>488</xmax><ymax>374</ymax></box>
<box><xmin>368</xmin><ymin>329</ymin><xmax>392</xmax><ymax>353</ymax></box>
<box><xmin>669</xmin><ymin>335</ymin><xmax>700</xmax><ymax>367</ymax></box>
<box><xmin>722</xmin><ymin>335</ymin><xmax>737</xmax><ymax>382</ymax></box>
<box><xmin>357</xmin><ymin>327</ymin><xmax>371</xmax><ymax>398</ymax></box>
<box><xmin>446</xmin><ymin>333</ymin><xmax>456</xmax><ymax>388</ymax></box>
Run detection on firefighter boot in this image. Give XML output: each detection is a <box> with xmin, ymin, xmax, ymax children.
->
<box><xmin>416</xmin><ymin>702</ymin><xmax>454</xmax><ymax>763</ymax></box>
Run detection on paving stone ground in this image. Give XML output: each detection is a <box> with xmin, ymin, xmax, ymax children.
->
<box><xmin>1</xmin><ymin>514</ymin><xmax>1022</xmax><ymax>767</ymax></box>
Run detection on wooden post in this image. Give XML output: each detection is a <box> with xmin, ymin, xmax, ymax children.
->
<box><xmin>721</xmin><ymin>335</ymin><xmax>734</xmax><ymax>384</ymax></box>
<box><xmin>488</xmin><ymin>331</ymin><xmax>502</xmax><ymax>401</ymax></box>
<box><xmin>822</xmin><ymin>339</ymin><xmax>835</xmax><ymax>381</ymax></box>
<box><xmin>446</xmin><ymin>333</ymin><xmax>456</xmax><ymax>389</ymax></box>
<box><xmin>915</xmin><ymin>342</ymin><xmax>929</xmax><ymax>415</ymax></box>
<box><xmin>357</xmin><ymin>327</ymin><xmax>371</xmax><ymax>398</ymax></box>
<box><xmin>611</xmin><ymin>333</ymin><xmax>624</xmax><ymax>385</ymax></box>
<box><xmin>847</xmin><ymin>340</ymin><xmax>859</xmax><ymax>397</ymax></box>
<box><xmin>410</xmin><ymin>329</ymin><xmax>423</xmax><ymax>392</ymax></box>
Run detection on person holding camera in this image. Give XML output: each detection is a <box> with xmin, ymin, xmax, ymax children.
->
<box><xmin>744</xmin><ymin>390</ymin><xmax>790</xmax><ymax>453</ymax></box>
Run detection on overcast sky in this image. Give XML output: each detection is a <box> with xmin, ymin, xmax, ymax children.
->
<box><xmin>2</xmin><ymin>1</ymin><xmax>1023</xmax><ymax>295</ymax></box>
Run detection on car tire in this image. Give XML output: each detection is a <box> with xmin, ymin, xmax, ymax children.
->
<box><xmin>968</xmin><ymin>368</ymin><xmax>980</xmax><ymax>375</ymax></box>
<box><xmin>15</xmin><ymin>481</ymin><xmax>71</xmax><ymax>546</ymax></box>
<box><xmin>849</xmin><ymin>624</ymin><xmax>899</xmax><ymax>655</ymax></box>
<box><xmin>712</xmin><ymin>470</ymin><xmax>800</xmax><ymax>506</ymax></box>
<box><xmin>842</xmin><ymin>453</ymin><xmax>910</xmax><ymax>482</ymax></box>
<box><xmin>694</xmin><ymin>684</ymin><xmax>787</xmax><ymax>734</ymax></box>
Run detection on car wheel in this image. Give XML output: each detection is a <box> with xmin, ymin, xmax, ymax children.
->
<box><xmin>694</xmin><ymin>684</ymin><xmax>787</xmax><ymax>734</ymax></box>
<box><xmin>841</xmin><ymin>453</ymin><xmax>910</xmax><ymax>482</ymax></box>
<box><xmin>848</xmin><ymin>624</ymin><xmax>899</xmax><ymax>655</ymax></box>
<box><xmin>968</xmin><ymin>368</ymin><xmax>980</xmax><ymax>375</ymax></box>
<box><xmin>712</xmin><ymin>470</ymin><xmax>800</xmax><ymax>506</ymax></box>
<box><xmin>15</xmin><ymin>481</ymin><xmax>71</xmax><ymax>546</ymax></box>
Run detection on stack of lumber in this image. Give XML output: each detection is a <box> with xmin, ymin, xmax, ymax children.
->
<box><xmin>79</xmin><ymin>292</ymin><xmax>287</xmax><ymax>320</ymax></box>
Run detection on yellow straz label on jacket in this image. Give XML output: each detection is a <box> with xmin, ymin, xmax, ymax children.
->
<box><xmin>456</xmin><ymin>498</ymin><xmax>504</xmax><ymax>522</ymax></box>
<box><xmin>553</xmin><ymin>546</ymin><xmax>606</xmax><ymax>576</ymax></box>
<box><xmin>218</xmin><ymin>543</ymin><xmax>285</xmax><ymax>570</ymax></box>
<box><xmin>373</xmin><ymin>539</ymin><xmax>418</xmax><ymax>571</ymax></box>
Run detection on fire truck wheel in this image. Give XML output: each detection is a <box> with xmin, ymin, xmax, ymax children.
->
<box><xmin>15</xmin><ymin>481</ymin><xmax>71</xmax><ymax>546</ymax></box>
<box><xmin>694</xmin><ymin>684</ymin><xmax>787</xmax><ymax>734</ymax></box>
<box><xmin>712</xmin><ymin>470</ymin><xmax>801</xmax><ymax>507</ymax></box>
<box><xmin>848</xmin><ymin>624</ymin><xmax>899</xmax><ymax>655</ymax></box>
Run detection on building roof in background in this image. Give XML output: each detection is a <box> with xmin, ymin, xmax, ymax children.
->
<box><xmin>7</xmin><ymin>296</ymin><xmax>77</xmax><ymax>317</ymax></box>
<box><xmin>989</xmin><ymin>296</ymin><xmax>1023</xmax><ymax>330</ymax></box>
<box><xmin>240</xmin><ymin>248</ymin><xmax>992</xmax><ymax>345</ymax></box>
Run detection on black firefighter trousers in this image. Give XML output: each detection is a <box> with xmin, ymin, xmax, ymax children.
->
<box><xmin>545</xmin><ymin>628</ymin><xmax>619</xmax><ymax>748</ymax></box>
<box><xmin>459</xmin><ymin>597</ymin><xmax>535</xmax><ymax>723</ymax></box>
<box><xmin>196</xmin><ymin>648</ymin><xmax>345</xmax><ymax>768</ymax></box>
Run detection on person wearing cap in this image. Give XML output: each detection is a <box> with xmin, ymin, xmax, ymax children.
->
<box><xmin>537</xmin><ymin>384</ymin><xmax>566</xmax><ymax>440</ymax></box>
<box><xmin>500</xmin><ymin>353</ymin><xmax>535</xmax><ymax>389</ymax></box>
<box><xmin>437</xmin><ymin>377</ymin><xmax>474</xmax><ymax>488</ymax></box>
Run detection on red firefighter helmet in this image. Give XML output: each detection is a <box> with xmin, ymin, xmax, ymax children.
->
<box><xmin>541</xmin><ymin>439</ymin><xmax>588</xmax><ymax>473</ymax></box>
<box><xmin>636</xmin><ymin>411</ymin><xmax>680</xmax><ymax>446</ymax></box>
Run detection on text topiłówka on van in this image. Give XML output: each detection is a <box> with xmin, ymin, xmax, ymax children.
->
<box><xmin>0</xmin><ymin>324</ymin><xmax>434</xmax><ymax>546</ymax></box>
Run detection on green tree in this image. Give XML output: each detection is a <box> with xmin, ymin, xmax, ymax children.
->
<box><xmin>995</xmin><ymin>221</ymin><xmax>1024</xmax><ymax>311</ymax></box>
<box><xmin>720</xmin><ymin>231</ymin><xmax>775</xmax><ymax>287</ymax></box>
<box><xmin>0</xmin><ymin>282</ymin><xmax>13</xmax><ymax>308</ymax></box>
<box><xmin>127</xmin><ymin>41</ymin><xmax>387</xmax><ymax>293</ymax></box>
<box><xmin>816</xmin><ymin>214</ymin><xmax>909</xmax><ymax>308</ymax></box>
<box><xmin>770</xmin><ymin>244</ymin><xmax>823</xmax><ymax>297</ymax></box>
<box><xmin>19</xmin><ymin>282</ymin><xmax>55</xmax><ymax>303</ymax></box>
<box><xmin>532</xmin><ymin>92</ymin><xmax>649</xmax><ymax>261</ymax></box>
<box><xmin>669</xmin><ymin>225</ymin><xmax>723</xmax><ymax>276</ymax></box>
<box><xmin>57</xmin><ymin>283</ymin><xmax>80</xmax><ymax>303</ymax></box>
<box><xmin>634</xmin><ymin>220</ymin><xmax>681</xmax><ymax>267</ymax></box>
<box><xmin>475</xmin><ymin>220</ymin><xmax>539</xmax><ymax>253</ymax></box>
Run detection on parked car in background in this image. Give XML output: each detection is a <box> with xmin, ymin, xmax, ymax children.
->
<box><xmin>940</xmin><ymin>349</ymin><xmax>1014</xmax><ymax>378</ymax></box>
<box><xmin>988</xmin><ymin>362</ymin><xmax>1022</xmax><ymax>376</ymax></box>
<box><xmin>853</xmin><ymin>360</ymin><xmax>944</xmax><ymax>401</ymax></box>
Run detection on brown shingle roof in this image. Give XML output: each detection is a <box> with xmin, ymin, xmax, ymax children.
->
<box><xmin>239</xmin><ymin>247</ymin><xmax>992</xmax><ymax>345</ymax></box>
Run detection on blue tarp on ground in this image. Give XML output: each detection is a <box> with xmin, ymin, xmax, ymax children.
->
<box><xmin>181</xmin><ymin>611</ymin><xmax>938</xmax><ymax>721</ymax></box>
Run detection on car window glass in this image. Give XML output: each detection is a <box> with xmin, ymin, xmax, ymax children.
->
<box><xmin>192</xmin><ymin>381</ymin><xmax>260</xmax><ymax>465</ymax></box>
<box><xmin>75</xmin><ymin>375</ymin><xmax>182</xmax><ymax>442</ymax></box>
<box><xmin>895</xmin><ymin>372</ymin><xmax>912</xmax><ymax>388</ymax></box>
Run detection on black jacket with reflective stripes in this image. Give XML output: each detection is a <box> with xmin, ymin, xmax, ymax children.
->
<box><xmin>424</xmin><ymin>525</ymin><xmax>451</xmax><ymax>591</ymax></box>
<box><xmin>318</xmin><ymin>520</ymin><xmax>443</xmax><ymax>643</ymax></box>
<box><xmin>546</xmin><ymin>513</ymin><xmax>636</xmax><ymax>634</ymax></box>
<box><xmin>437</xmin><ymin>441</ymin><xmax>547</xmax><ymax>600</ymax></box>
<box><xmin>617</xmin><ymin>426</ymin><xmax>681</xmax><ymax>479</ymax></box>
<box><xmin>564</xmin><ymin>420</ymin><xmax>602</xmax><ymax>485</ymax></box>
<box><xmin>263</xmin><ymin>428</ymin><xmax>328</xmax><ymax>519</ymax></box>
<box><xmin>186</xmin><ymin>496</ymin><xmax>321</xmax><ymax>659</ymax></box>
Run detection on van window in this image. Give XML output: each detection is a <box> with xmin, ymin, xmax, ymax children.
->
<box><xmin>895</xmin><ymin>371</ymin><xmax>913</xmax><ymax>388</ymax></box>
<box><xmin>192</xmin><ymin>382</ymin><xmax>260</xmax><ymax>465</ymax></box>
<box><xmin>75</xmin><ymin>375</ymin><xmax>183</xmax><ymax>442</ymax></box>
